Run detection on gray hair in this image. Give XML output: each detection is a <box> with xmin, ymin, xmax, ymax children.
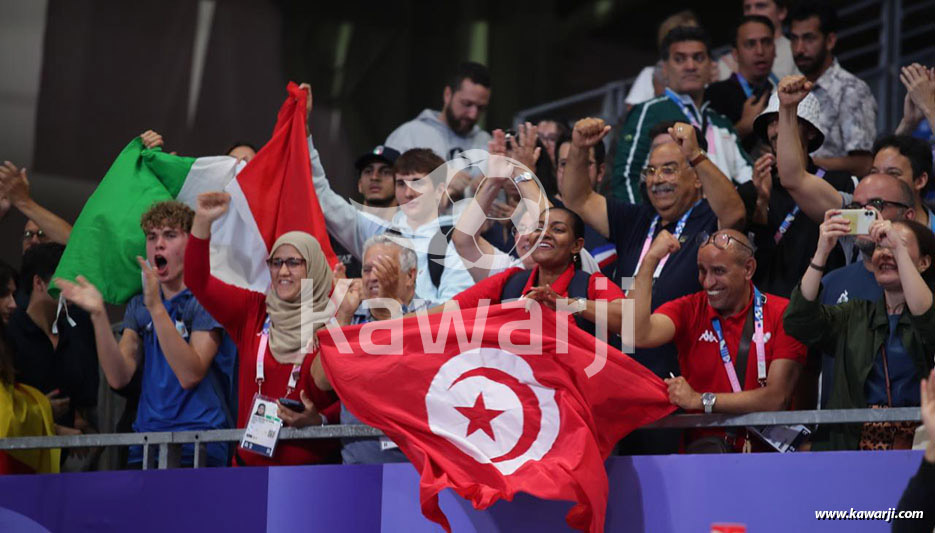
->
<box><xmin>363</xmin><ymin>233</ymin><xmax>417</xmax><ymax>272</ymax></box>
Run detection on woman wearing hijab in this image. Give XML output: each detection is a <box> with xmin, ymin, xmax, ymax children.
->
<box><xmin>185</xmin><ymin>192</ymin><xmax>339</xmax><ymax>466</ymax></box>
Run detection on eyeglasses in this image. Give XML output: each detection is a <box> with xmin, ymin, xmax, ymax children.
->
<box><xmin>845</xmin><ymin>199</ymin><xmax>910</xmax><ymax>211</ymax></box>
<box><xmin>267</xmin><ymin>257</ymin><xmax>306</xmax><ymax>269</ymax></box>
<box><xmin>23</xmin><ymin>229</ymin><xmax>45</xmax><ymax>240</ymax></box>
<box><xmin>699</xmin><ymin>232</ymin><xmax>755</xmax><ymax>254</ymax></box>
<box><xmin>640</xmin><ymin>163</ymin><xmax>681</xmax><ymax>181</ymax></box>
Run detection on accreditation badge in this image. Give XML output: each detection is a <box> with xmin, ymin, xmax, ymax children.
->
<box><xmin>240</xmin><ymin>394</ymin><xmax>282</xmax><ymax>458</ymax></box>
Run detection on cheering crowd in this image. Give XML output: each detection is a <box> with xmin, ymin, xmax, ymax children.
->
<box><xmin>0</xmin><ymin>1</ymin><xmax>934</xmax><ymax>495</ymax></box>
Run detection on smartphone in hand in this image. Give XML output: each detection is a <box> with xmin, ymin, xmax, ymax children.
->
<box><xmin>278</xmin><ymin>397</ymin><xmax>305</xmax><ymax>412</ymax></box>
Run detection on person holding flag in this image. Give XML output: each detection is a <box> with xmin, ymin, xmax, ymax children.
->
<box><xmin>184</xmin><ymin>191</ymin><xmax>340</xmax><ymax>467</ymax></box>
<box><xmin>632</xmin><ymin>228</ymin><xmax>807</xmax><ymax>452</ymax></box>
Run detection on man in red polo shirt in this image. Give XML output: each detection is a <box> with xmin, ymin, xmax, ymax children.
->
<box><xmin>631</xmin><ymin>228</ymin><xmax>806</xmax><ymax>451</ymax></box>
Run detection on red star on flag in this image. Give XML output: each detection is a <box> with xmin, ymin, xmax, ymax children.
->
<box><xmin>455</xmin><ymin>393</ymin><xmax>504</xmax><ymax>440</ymax></box>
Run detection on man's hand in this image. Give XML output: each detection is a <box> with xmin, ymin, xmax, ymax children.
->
<box><xmin>571</xmin><ymin>118</ymin><xmax>611</xmax><ymax>149</ymax></box>
<box><xmin>45</xmin><ymin>389</ymin><xmax>71</xmax><ymax>419</ymax></box>
<box><xmin>777</xmin><ymin>75</ymin><xmax>813</xmax><ymax>108</ymax></box>
<box><xmin>140</xmin><ymin>130</ymin><xmax>165</xmax><ymax>150</ymax></box>
<box><xmin>753</xmin><ymin>154</ymin><xmax>775</xmax><ymax>202</ymax></box>
<box><xmin>370</xmin><ymin>255</ymin><xmax>400</xmax><ymax>300</ymax></box>
<box><xmin>900</xmin><ymin>64</ymin><xmax>935</xmax><ymax>121</ymax></box>
<box><xmin>667</xmin><ymin>122</ymin><xmax>701</xmax><ymax>160</ymax></box>
<box><xmin>647</xmin><ymin>229</ymin><xmax>681</xmax><ymax>262</ymax></box>
<box><xmin>277</xmin><ymin>390</ymin><xmax>323</xmax><ymax>428</ymax></box>
<box><xmin>664</xmin><ymin>376</ymin><xmax>702</xmax><ymax>410</ymax></box>
<box><xmin>737</xmin><ymin>92</ymin><xmax>770</xmax><ymax>135</ymax></box>
<box><xmin>298</xmin><ymin>83</ymin><xmax>313</xmax><ymax>117</ymax></box>
<box><xmin>136</xmin><ymin>256</ymin><xmax>161</xmax><ymax>311</ymax></box>
<box><xmin>55</xmin><ymin>276</ymin><xmax>106</xmax><ymax>317</ymax></box>
<box><xmin>0</xmin><ymin>161</ymin><xmax>32</xmax><ymax>208</ymax></box>
<box><xmin>335</xmin><ymin>278</ymin><xmax>362</xmax><ymax>325</ymax></box>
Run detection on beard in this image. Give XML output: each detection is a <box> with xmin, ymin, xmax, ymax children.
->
<box><xmin>794</xmin><ymin>46</ymin><xmax>828</xmax><ymax>77</ymax></box>
<box><xmin>444</xmin><ymin>106</ymin><xmax>473</xmax><ymax>135</ymax></box>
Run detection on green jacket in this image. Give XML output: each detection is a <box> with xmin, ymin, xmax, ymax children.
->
<box><xmin>610</xmin><ymin>92</ymin><xmax>753</xmax><ymax>203</ymax></box>
<box><xmin>783</xmin><ymin>284</ymin><xmax>935</xmax><ymax>450</ymax></box>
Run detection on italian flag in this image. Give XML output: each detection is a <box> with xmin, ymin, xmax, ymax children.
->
<box><xmin>53</xmin><ymin>82</ymin><xmax>336</xmax><ymax>304</ymax></box>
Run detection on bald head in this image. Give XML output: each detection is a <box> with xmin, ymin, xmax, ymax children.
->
<box><xmin>854</xmin><ymin>173</ymin><xmax>915</xmax><ymax>222</ymax></box>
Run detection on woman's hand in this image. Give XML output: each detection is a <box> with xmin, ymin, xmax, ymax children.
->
<box><xmin>277</xmin><ymin>390</ymin><xmax>323</xmax><ymax>428</ymax></box>
<box><xmin>815</xmin><ymin>209</ymin><xmax>851</xmax><ymax>261</ymax></box>
<box><xmin>869</xmin><ymin>219</ymin><xmax>907</xmax><ymax>254</ymax></box>
<box><xmin>192</xmin><ymin>191</ymin><xmax>231</xmax><ymax>238</ymax></box>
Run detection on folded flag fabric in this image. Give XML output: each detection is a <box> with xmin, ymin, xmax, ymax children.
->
<box><xmin>319</xmin><ymin>304</ymin><xmax>676</xmax><ymax>532</ymax></box>
<box><xmin>53</xmin><ymin>82</ymin><xmax>336</xmax><ymax>303</ymax></box>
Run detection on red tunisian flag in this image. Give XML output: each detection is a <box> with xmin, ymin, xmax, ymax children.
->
<box><xmin>318</xmin><ymin>303</ymin><xmax>675</xmax><ymax>532</ymax></box>
<box><xmin>203</xmin><ymin>81</ymin><xmax>338</xmax><ymax>293</ymax></box>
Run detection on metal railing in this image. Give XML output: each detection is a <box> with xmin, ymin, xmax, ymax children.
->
<box><xmin>0</xmin><ymin>407</ymin><xmax>921</xmax><ymax>470</ymax></box>
<box><xmin>513</xmin><ymin>0</ymin><xmax>935</xmax><ymax>135</ymax></box>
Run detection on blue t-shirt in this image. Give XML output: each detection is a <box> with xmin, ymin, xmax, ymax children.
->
<box><xmin>865</xmin><ymin>315</ymin><xmax>922</xmax><ymax>407</ymax></box>
<box><xmin>607</xmin><ymin>197</ymin><xmax>718</xmax><ymax>378</ymax></box>
<box><xmin>818</xmin><ymin>260</ymin><xmax>883</xmax><ymax>407</ymax></box>
<box><xmin>123</xmin><ymin>289</ymin><xmax>237</xmax><ymax>466</ymax></box>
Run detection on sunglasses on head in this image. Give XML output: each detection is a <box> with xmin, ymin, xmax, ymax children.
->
<box><xmin>698</xmin><ymin>231</ymin><xmax>755</xmax><ymax>254</ymax></box>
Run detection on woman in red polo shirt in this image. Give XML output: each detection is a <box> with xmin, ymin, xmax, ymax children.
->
<box><xmin>449</xmin><ymin>207</ymin><xmax>625</xmax><ymax>337</ymax></box>
<box><xmin>184</xmin><ymin>192</ymin><xmax>339</xmax><ymax>467</ymax></box>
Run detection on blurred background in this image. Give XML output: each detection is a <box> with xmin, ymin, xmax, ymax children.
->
<box><xmin>1</xmin><ymin>0</ymin><xmax>933</xmax><ymax>269</ymax></box>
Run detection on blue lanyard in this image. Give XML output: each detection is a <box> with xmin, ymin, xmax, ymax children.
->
<box><xmin>710</xmin><ymin>287</ymin><xmax>767</xmax><ymax>391</ymax></box>
<box><xmin>773</xmin><ymin>168</ymin><xmax>825</xmax><ymax>244</ymax></box>
<box><xmin>664</xmin><ymin>88</ymin><xmax>703</xmax><ymax>130</ymax></box>
<box><xmin>735</xmin><ymin>72</ymin><xmax>779</xmax><ymax>98</ymax></box>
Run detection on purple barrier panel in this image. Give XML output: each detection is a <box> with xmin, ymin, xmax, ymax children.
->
<box><xmin>605</xmin><ymin>450</ymin><xmax>924</xmax><ymax>532</ymax></box>
<box><xmin>0</xmin><ymin>467</ymin><xmax>268</xmax><ymax>533</ymax></box>
<box><xmin>266</xmin><ymin>463</ymin><xmax>383</xmax><ymax>532</ymax></box>
<box><xmin>380</xmin><ymin>462</ymin><xmax>575</xmax><ymax>532</ymax></box>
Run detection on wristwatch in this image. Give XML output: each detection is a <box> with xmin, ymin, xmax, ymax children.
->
<box><xmin>701</xmin><ymin>392</ymin><xmax>716</xmax><ymax>414</ymax></box>
<box><xmin>513</xmin><ymin>171</ymin><xmax>534</xmax><ymax>185</ymax></box>
<box><xmin>570</xmin><ymin>297</ymin><xmax>587</xmax><ymax>315</ymax></box>
<box><xmin>689</xmin><ymin>150</ymin><xmax>708</xmax><ymax>167</ymax></box>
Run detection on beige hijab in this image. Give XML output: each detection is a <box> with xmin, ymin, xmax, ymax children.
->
<box><xmin>265</xmin><ymin>231</ymin><xmax>333</xmax><ymax>363</ymax></box>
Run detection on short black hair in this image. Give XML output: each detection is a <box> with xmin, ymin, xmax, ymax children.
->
<box><xmin>660</xmin><ymin>26</ymin><xmax>711</xmax><ymax>61</ymax></box>
<box><xmin>448</xmin><ymin>62</ymin><xmax>491</xmax><ymax>91</ymax></box>
<box><xmin>732</xmin><ymin>15</ymin><xmax>776</xmax><ymax>48</ymax></box>
<box><xmin>648</xmin><ymin>120</ymin><xmax>709</xmax><ymax>151</ymax></box>
<box><xmin>789</xmin><ymin>1</ymin><xmax>839</xmax><ymax>35</ymax></box>
<box><xmin>225</xmin><ymin>141</ymin><xmax>258</xmax><ymax>155</ymax></box>
<box><xmin>20</xmin><ymin>243</ymin><xmax>65</xmax><ymax>297</ymax></box>
<box><xmin>873</xmin><ymin>134</ymin><xmax>935</xmax><ymax>193</ymax></box>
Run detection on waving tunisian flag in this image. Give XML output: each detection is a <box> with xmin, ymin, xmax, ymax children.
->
<box><xmin>318</xmin><ymin>303</ymin><xmax>675</xmax><ymax>532</ymax></box>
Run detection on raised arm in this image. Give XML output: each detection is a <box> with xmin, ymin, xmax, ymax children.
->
<box><xmin>668</xmin><ymin>122</ymin><xmax>746</xmax><ymax>230</ymax></box>
<box><xmin>55</xmin><ymin>276</ymin><xmax>141</xmax><ymax>389</ymax></box>
<box><xmin>186</xmin><ymin>192</ymin><xmax>256</xmax><ymax>331</ymax></box>
<box><xmin>561</xmin><ymin>118</ymin><xmax>611</xmax><ymax>237</ymax></box>
<box><xmin>0</xmin><ymin>162</ymin><xmax>72</xmax><ymax>245</ymax></box>
<box><xmin>775</xmin><ymin>76</ymin><xmax>848</xmax><ymax>222</ymax></box>
<box><xmin>896</xmin><ymin>64</ymin><xmax>935</xmax><ymax>134</ymax></box>
<box><xmin>632</xmin><ymin>230</ymin><xmax>679</xmax><ymax>348</ymax></box>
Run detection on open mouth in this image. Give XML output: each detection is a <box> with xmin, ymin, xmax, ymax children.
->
<box><xmin>153</xmin><ymin>255</ymin><xmax>168</xmax><ymax>275</ymax></box>
<box><xmin>876</xmin><ymin>263</ymin><xmax>897</xmax><ymax>273</ymax></box>
<box><xmin>537</xmin><ymin>240</ymin><xmax>555</xmax><ymax>250</ymax></box>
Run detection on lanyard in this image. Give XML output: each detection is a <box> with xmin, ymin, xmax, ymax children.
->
<box><xmin>735</xmin><ymin>72</ymin><xmax>778</xmax><ymax>99</ymax></box>
<box><xmin>664</xmin><ymin>88</ymin><xmax>704</xmax><ymax>131</ymax></box>
<box><xmin>255</xmin><ymin>316</ymin><xmax>303</xmax><ymax>397</ymax></box>
<box><xmin>773</xmin><ymin>168</ymin><xmax>825</xmax><ymax>244</ymax></box>
<box><xmin>631</xmin><ymin>200</ymin><xmax>701</xmax><ymax>279</ymax></box>
<box><xmin>711</xmin><ymin>287</ymin><xmax>767</xmax><ymax>392</ymax></box>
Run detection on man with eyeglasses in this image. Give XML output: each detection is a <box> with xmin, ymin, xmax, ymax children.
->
<box><xmin>0</xmin><ymin>162</ymin><xmax>73</xmax><ymax>254</ymax></box>
<box><xmin>631</xmin><ymin>228</ymin><xmax>806</xmax><ymax>452</ymax></box>
<box><xmin>562</xmin><ymin>117</ymin><xmax>745</xmax><ymax>382</ymax></box>
<box><xmin>748</xmin><ymin>75</ymin><xmax>858</xmax><ymax>297</ymax></box>
<box><xmin>610</xmin><ymin>26</ymin><xmax>755</xmax><ymax>206</ymax></box>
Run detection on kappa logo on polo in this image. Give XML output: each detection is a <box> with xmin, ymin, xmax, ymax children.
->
<box><xmin>698</xmin><ymin>330</ymin><xmax>718</xmax><ymax>343</ymax></box>
<box><xmin>836</xmin><ymin>290</ymin><xmax>849</xmax><ymax>304</ymax></box>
